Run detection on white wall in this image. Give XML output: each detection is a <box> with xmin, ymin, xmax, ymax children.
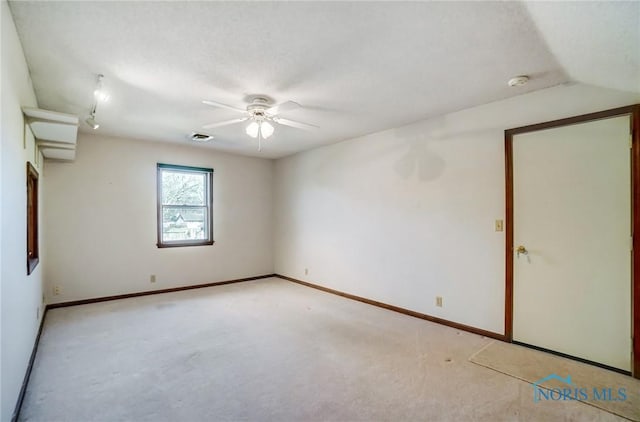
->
<box><xmin>274</xmin><ymin>83</ymin><xmax>640</xmax><ymax>335</ymax></box>
<box><xmin>1</xmin><ymin>1</ymin><xmax>45</xmax><ymax>420</ymax></box>
<box><xmin>43</xmin><ymin>133</ymin><xmax>274</xmax><ymax>303</ymax></box>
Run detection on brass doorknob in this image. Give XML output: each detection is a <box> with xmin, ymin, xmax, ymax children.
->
<box><xmin>516</xmin><ymin>245</ymin><xmax>528</xmax><ymax>256</ymax></box>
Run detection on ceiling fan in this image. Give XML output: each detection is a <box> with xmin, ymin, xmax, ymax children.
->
<box><xmin>201</xmin><ymin>96</ymin><xmax>317</xmax><ymax>150</ymax></box>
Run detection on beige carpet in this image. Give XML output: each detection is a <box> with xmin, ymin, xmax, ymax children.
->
<box><xmin>21</xmin><ymin>277</ymin><xmax>627</xmax><ymax>421</ymax></box>
<box><xmin>470</xmin><ymin>340</ymin><xmax>640</xmax><ymax>421</ymax></box>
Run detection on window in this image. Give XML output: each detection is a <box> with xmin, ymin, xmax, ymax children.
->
<box><xmin>27</xmin><ymin>162</ymin><xmax>39</xmax><ymax>274</ymax></box>
<box><xmin>157</xmin><ymin>163</ymin><xmax>213</xmax><ymax>247</ymax></box>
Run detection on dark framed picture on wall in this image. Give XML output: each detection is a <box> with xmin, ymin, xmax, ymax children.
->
<box><xmin>27</xmin><ymin>162</ymin><xmax>39</xmax><ymax>275</ymax></box>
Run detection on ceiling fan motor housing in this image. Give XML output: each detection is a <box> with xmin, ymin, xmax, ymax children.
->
<box><xmin>247</xmin><ymin>97</ymin><xmax>271</xmax><ymax>120</ymax></box>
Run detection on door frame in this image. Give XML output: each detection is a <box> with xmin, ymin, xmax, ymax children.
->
<box><xmin>504</xmin><ymin>104</ymin><xmax>640</xmax><ymax>378</ymax></box>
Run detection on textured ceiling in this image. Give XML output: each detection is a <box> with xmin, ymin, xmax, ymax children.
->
<box><xmin>8</xmin><ymin>1</ymin><xmax>639</xmax><ymax>158</ymax></box>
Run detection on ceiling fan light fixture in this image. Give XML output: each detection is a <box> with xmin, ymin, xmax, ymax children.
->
<box><xmin>202</xmin><ymin>95</ymin><xmax>316</xmax><ymax>151</ymax></box>
<box><xmin>246</xmin><ymin>121</ymin><xmax>260</xmax><ymax>138</ymax></box>
<box><xmin>260</xmin><ymin>121</ymin><xmax>274</xmax><ymax>139</ymax></box>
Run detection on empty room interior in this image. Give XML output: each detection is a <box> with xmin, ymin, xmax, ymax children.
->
<box><xmin>2</xmin><ymin>1</ymin><xmax>640</xmax><ymax>421</ymax></box>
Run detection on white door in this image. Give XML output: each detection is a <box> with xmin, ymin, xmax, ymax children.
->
<box><xmin>512</xmin><ymin>115</ymin><xmax>632</xmax><ymax>371</ymax></box>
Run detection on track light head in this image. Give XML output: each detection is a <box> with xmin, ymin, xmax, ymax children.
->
<box><xmin>85</xmin><ymin>116</ymin><xmax>99</xmax><ymax>130</ymax></box>
<box><xmin>93</xmin><ymin>74</ymin><xmax>110</xmax><ymax>102</ymax></box>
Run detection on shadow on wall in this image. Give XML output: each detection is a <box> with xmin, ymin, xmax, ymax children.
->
<box><xmin>307</xmin><ymin>119</ymin><xmax>453</xmax><ymax>188</ymax></box>
<box><xmin>392</xmin><ymin>125</ymin><xmax>445</xmax><ymax>182</ymax></box>
<box><xmin>392</xmin><ymin>109</ymin><xmax>510</xmax><ymax>180</ymax></box>
<box><xmin>308</xmin><ymin>111</ymin><xmax>502</xmax><ymax>189</ymax></box>
<box><xmin>308</xmin><ymin>107</ymin><xmax>505</xmax><ymax>195</ymax></box>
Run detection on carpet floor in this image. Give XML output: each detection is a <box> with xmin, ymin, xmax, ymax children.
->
<box><xmin>20</xmin><ymin>277</ymin><xmax>628</xmax><ymax>421</ymax></box>
<box><xmin>470</xmin><ymin>340</ymin><xmax>640</xmax><ymax>421</ymax></box>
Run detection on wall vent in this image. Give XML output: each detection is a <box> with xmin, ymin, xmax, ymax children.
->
<box><xmin>190</xmin><ymin>132</ymin><xmax>214</xmax><ymax>143</ymax></box>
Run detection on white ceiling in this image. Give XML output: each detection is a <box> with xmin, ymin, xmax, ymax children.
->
<box><xmin>8</xmin><ymin>1</ymin><xmax>640</xmax><ymax>159</ymax></box>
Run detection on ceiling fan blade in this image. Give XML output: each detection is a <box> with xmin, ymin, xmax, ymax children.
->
<box><xmin>266</xmin><ymin>101</ymin><xmax>300</xmax><ymax>116</ymax></box>
<box><xmin>273</xmin><ymin>117</ymin><xmax>318</xmax><ymax>130</ymax></box>
<box><xmin>202</xmin><ymin>100</ymin><xmax>246</xmax><ymax>113</ymax></box>
<box><xmin>202</xmin><ymin>117</ymin><xmax>248</xmax><ymax>129</ymax></box>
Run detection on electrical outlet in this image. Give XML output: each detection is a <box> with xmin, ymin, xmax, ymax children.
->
<box><xmin>150</xmin><ymin>274</ymin><xmax>156</xmax><ymax>283</ymax></box>
<box><xmin>436</xmin><ymin>296</ymin><xmax>443</xmax><ymax>307</ymax></box>
<box><xmin>495</xmin><ymin>220</ymin><xmax>504</xmax><ymax>232</ymax></box>
<box><xmin>53</xmin><ymin>285</ymin><xmax>60</xmax><ymax>296</ymax></box>
<box><xmin>304</xmin><ymin>268</ymin><xmax>309</xmax><ymax>275</ymax></box>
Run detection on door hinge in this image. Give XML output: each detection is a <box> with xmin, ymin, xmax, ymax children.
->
<box><xmin>631</xmin><ymin>134</ymin><xmax>633</xmax><ymax>149</ymax></box>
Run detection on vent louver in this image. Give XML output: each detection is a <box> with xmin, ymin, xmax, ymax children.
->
<box><xmin>190</xmin><ymin>133</ymin><xmax>213</xmax><ymax>142</ymax></box>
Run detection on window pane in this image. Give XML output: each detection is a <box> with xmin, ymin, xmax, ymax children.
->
<box><xmin>161</xmin><ymin>170</ymin><xmax>206</xmax><ymax>206</ymax></box>
<box><xmin>162</xmin><ymin>206</ymin><xmax>207</xmax><ymax>242</ymax></box>
<box><xmin>157</xmin><ymin>163</ymin><xmax>213</xmax><ymax>247</ymax></box>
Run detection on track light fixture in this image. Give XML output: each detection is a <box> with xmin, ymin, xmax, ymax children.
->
<box><xmin>85</xmin><ymin>113</ymin><xmax>99</xmax><ymax>130</ymax></box>
<box><xmin>93</xmin><ymin>74</ymin><xmax>109</xmax><ymax>102</ymax></box>
<box><xmin>85</xmin><ymin>73</ymin><xmax>108</xmax><ymax>129</ymax></box>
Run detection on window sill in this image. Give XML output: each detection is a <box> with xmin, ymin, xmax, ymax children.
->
<box><xmin>157</xmin><ymin>240</ymin><xmax>215</xmax><ymax>248</ymax></box>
